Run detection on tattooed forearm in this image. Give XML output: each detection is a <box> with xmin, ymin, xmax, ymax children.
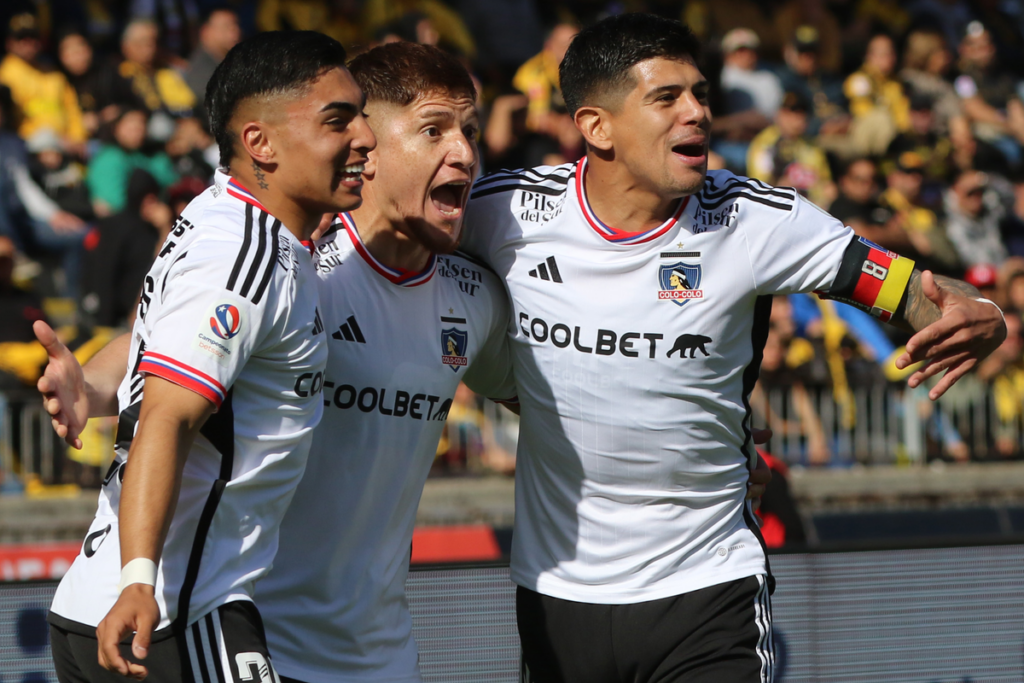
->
<box><xmin>252</xmin><ymin>161</ymin><xmax>269</xmax><ymax>190</ymax></box>
<box><xmin>894</xmin><ymin>270</ymin><xmax>981</xmax><ymax>332</ymax></box>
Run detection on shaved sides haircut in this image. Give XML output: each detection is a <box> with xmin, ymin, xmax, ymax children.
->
<box><xmin>559</xmin><ymin>13</ymin><xmax>701</xmax><ymax>116</ymax></box>
<box><xmin>206</xmin><ymin>30</ymin><xmax>349</xmax><ymax>167</ymax></box>
<box><xmin>348</xmin><ymin>41</ymin><xmax>476</xmax><ymax>106</ymax></box>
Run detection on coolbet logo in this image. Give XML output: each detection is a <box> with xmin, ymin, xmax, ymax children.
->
<box><xmin>441</xmin><ymin>327</ymin><xmax>468</xmax><ymax>371</ymax></box>
<box><xmin>211</xmin><ymin>304</ymin><xmax>242</xmax><ymax>339</ymax></box>
<box><xmin>658</xmin><ymin>262</ymin><xmax>703</xmax><ymax>306</ymax></box>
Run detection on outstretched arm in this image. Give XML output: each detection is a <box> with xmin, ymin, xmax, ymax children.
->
<box><xmin>893</xmin><ymin>269</ymin><xmax>1005</xmax><ymax>399</ymax></box>
<box><xmin>819</xmin><ymin>236</ymin><xmax>1005</xmax><ymax>400</ymax></box>
<box><xmin>35</xmin><ymin>321</ymin><xmax>130</xmax><ymax>448</ymax></box>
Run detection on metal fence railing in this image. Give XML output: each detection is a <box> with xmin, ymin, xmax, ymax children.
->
<box><xmin>3</xmin><ymin>383</ymin><xmax>1022</xmax><ymax>490</ymax></box>
<box><xmin>0</xmin><ymin>389</ymin><xmax>61</xmax><ymax>492</ymax></box>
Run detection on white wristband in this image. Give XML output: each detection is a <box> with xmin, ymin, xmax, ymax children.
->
<box><xmin>117</xmin><ymin>558</ymin><xmax>158</xmax><ymax>594</ymax></box>
<box><xmin>973</xmin><ymin>297</ymin><xmax>1006</xmax><ymax>323</ymax></box>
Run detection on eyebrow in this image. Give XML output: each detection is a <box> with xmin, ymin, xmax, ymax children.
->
<box><xmin>419</xmin><ymin>109</ymin><xmax>456</xmax><ymax>121</ymax></box>
<box><xmin>319</xmin><ymin>100</ymin><xmax>362</xmax><ymax>116</ymax></box>
<box><xmin>644</xmin><ymin>81</ymin><xmax>709</xmax><ymax>99</ymax></box>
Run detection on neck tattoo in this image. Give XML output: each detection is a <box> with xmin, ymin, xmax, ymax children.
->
<box><xmin>252</xmin><ymin>161</ymin><xmax>269</xmax><ymax>190</ymax></box>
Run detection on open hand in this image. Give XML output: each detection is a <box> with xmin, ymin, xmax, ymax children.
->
<box><xmin>34</xmin><ymin>321</ymin><xmax>90</xmax><ymax>449</ymax></box>
<box><xmin>896</xmin><ymin>271</ymin><xmax>1006</xmax><ymax>399</ymax></box>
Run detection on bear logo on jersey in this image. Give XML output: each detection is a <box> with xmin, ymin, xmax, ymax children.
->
<box><xmin>658</xmin><ymin>262</ymin><xmax>703</xmax><ymax>306</ymax></box>
<box><xmin>441</xmin><ymin>328</ymin><xmax>468</xmax><ymax>371</ymax></box>
<box><xmin>211</xmin><ymin>304</ymin><xmax>242</xmax><ymax>340</ymax></box>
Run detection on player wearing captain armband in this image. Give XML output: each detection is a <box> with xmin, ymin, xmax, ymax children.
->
<box><xmin>459</xmin><ymin>13</ymin><xmax>1006</xmax><ymax>683</ymax></box>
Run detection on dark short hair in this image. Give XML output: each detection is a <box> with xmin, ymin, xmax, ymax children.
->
<box><xmin>348</xmin><ymin>41</ymin><xmax>476</xmax><ymax>108</ymax></box>
<box><xmin>559</xmin><ymin>13</ymin><xmax>701</xmax><ymax>116</ymax></box>
<box><xmin>206</xmin><ymin>30</ymin><xmax>348</xmax><ymax>167</ymax></box>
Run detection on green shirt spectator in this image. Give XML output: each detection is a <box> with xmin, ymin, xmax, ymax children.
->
<box><xmin>86</xmin><ymin>108</ymin><xmax>178</xmax><ymax>215</ymax></box>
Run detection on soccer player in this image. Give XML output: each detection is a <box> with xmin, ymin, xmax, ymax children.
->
<box><xmin>38</xmin><ymin>40</ymin><xmax>771</xmax><ymax>683</ymax></box>
<box><xmin>459</xmin><ymin>14</ymin><xmax>1006</xmax><ymax>683</ymax></box>
<box><xmin>42</xmin><ymin>31</ymin><xmax>374</xmax><ymax>683</ymax></box>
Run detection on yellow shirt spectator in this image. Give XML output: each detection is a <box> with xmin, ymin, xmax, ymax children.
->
<box><xmin>0</xmin><ymin>54</ymin><xmax>86</xmax><ymax>143</ymax></box>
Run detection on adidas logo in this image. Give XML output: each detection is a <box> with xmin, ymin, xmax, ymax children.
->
<box><xmin>528</xmin><ymin>256</ymin><xmax>563</xmax><ymax>283</ymax></box>
<box><xmin>312</xmin><ymin>308</ymin><xmax>324</xmax><ymax>335</ymax></box>
<box><xmin>332</xmin><ymin>315</ymin><xmax>366</xmax><ymax>343</ymax></box>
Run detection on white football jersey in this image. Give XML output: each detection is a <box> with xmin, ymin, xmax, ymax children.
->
<box><xmin>50</xmin><ymin>171</ymin><xmax>327</xmax><ymax>633</ymax></box>
<box><xmin>461</xmin><ymin>159</ymin><xmax>852</xmax><ymax>604</ymax></box>
<box><xmin>255</xmin><ymin>213</ymin><xmax>516</xmax><ymax>683</ymax></box>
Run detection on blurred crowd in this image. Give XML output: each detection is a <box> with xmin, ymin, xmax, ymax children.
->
<box><xmin>1</xmin><ymin>0</ymin><xmax>1024</xmax><ymax>485</ymax></box>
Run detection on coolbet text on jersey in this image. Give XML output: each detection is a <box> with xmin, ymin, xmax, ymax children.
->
<box><xmin>460</xmin><ymin>160</ymin><xmax>852</xmax><ymax>604</ymax></box>
<box><xmin>253</xmin><ymin>213</ymin><xmax>517</xmax><ymax>683</ymax></box>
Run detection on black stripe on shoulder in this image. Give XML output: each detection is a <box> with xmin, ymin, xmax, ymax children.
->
<box><xmin>475</xmin><ymin>167</ymin><xmax>572</xmax><ymax>188</ymax></box>
<box><xmin>251</xmin><ymin>219</ymin><xmax>282</xmax><ymax>305</ymax></box>
<box><xmin>471</xmin><ymin>182</ymin><xmax>568</xmax><ymax>200</ymax></box>
<box><xmin>226</xmin><ymin>203</ymin><xmax>254</xmax><ymax>291</ymax></box>
<box><xmin>703</xmin><ymin>176</ymin><xmax>795</xmax><ymax>201</ymax></box>
<box><xmin>696</xmin><ymin>190</ymin><xmax>794</xmax><ymax>212</ymax></box>
<box><xmin>451</xmin><ymin>249</ymin><xmax>499</xmax><ymax>277</ymax></box>
<box><xmin>239</xmin><ymin>210</ymin><xmax>270</xmax><ymax>298</ymax></box>
<box><xmin>320</xmin><ymin>220</ymin><xmax>343</xmax><ymax>239</ymax></box>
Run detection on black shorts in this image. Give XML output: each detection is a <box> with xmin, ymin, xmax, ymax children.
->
<box><xmin>50</xmin><ymin>601</ymin><xmax>281</xmax><ymax>683</ymax></box>
<box><xmin>517</xmin><ymin>575</ymin><xmax>774</xmax><ymax>683</ymax></box>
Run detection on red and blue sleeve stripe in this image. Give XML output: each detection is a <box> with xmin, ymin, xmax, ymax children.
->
<box><xmin>138</xmin><ymin>352</ymin><xmax>227</xmax><ymax>408</ymax></box>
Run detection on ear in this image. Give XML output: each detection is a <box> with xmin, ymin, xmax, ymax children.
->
<box><xmin>239</xmin><ymin>120</ymin><xmax>275</xmax><ymax>166</ymax></box>
<box><xmin>574</xmin><ymin>105</ymin><xmax>613</xmax><ymax>152</ymax></box>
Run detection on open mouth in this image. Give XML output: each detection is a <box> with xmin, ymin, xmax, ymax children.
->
<box><xmin>337</xmin><ymin>162</ymin><xmax>366</xmax><ymax>185</ymax></box>
<box><xmin>429</xmin><ymin>180</ymin><xmax>470</xmax><ymax>218</ymax></box>
<box><xmin>672</xmin><ymin>141</ymin><xmax>707</xmax><ymax>164</ymax></box>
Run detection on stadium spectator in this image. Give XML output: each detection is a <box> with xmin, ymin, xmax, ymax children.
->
<box><xmin>829</xmin><ymin>157</ymin><xmax>905</xmax><ymax>248</ymax></box>
<box><xmin>26</xmin><ymin>128</ymin><xmax>93</xmax><ymax>220</ymax></box>
<box><xmin>79</xmin><ymin>168</ymin><xmax>169</xmax><ymax>330</ymax></box>
<box><xmin>886</xmin><ymin>92</ymin><xmax>957</xmax><ymax>201</ymax></box>
<box><xmin>843</xmin><ymin>33</ymin><xmax>910</xmax><ymax>156</ymax></box>
<box><xmin>747</xmin><ymin>90</ymin><xmax>834</xmax><ymax>208</ymax></box>
<box><xmin>104</xmin><ymin>19</ymin><xmax>196</xmax><ymax>118</ymax></box>
<box><xmin>753</xmin><ymin>296</ymin><xmax>831</xmax><ymax>466</ymax></box>
<box><xmin>879</xmin><ymin>150</ymin><xmax>960</xmax><ymax>271</ymax></box>
<box><xmin>255</xmin><ymin>0</ymin><xmax>368</xmax><ymax>48</ymax></box>
<box><xmin>976</xmin><ymin>312</ymin><xmax>1024</xmax><ymax>457</ymax></box>
<box><xmin>684</xmin><ymin>0</ymin><xmax>781</xmax><ymax>61</ymax></box>
<box><xmin>772</xmin><ymin>0</ymin><xmax>843</xmax><ymax>74</ymax></box>
<box><xmin>719</xmin><ymin>27</ymin><xmax>783</xmax><ymax>121</ymax></box>
<box><xmin>86</xmin><ymin>107</ymin><xmax>178</xmax><ymax>216</ymax></box>
<box><xmin>906</xmin><ymin>0</ymin><xmax>975</xmax><ymax>51</ymax></box>
<box><xmin>1001</xmin><ymin>257</ymin><xmax>1024</xmax><ymax>312</ymax></box>
<box><xmin>945</xmin><ymin>169</ymin><xmax>1010</xmax><ymax>267</ymax></box>
<box><xmin>183</xmin><ymin>8</ymin><xmax>241</xmax><ymax>116</ymax></box>
<box><xmin>0</xmin><ymin>14</ymin><xmax>87</xmax><ymax>152</ymax></box>
<box><xmin>0</xmin><ymin>235</ymin><xmax>47</xmax><ymax>389</ymax></box>
<box><xmin>164</xmin><ymin>116</ymin><xmax>215</xmax><ymax>182</ymax></box>
<box><xmin>457</xmin><ymin>0</ymin><xmax>544</xmax><ymax>82</ymax></box>
<box><xmin>899</xmin><ymin>29</ymin><xmax>968</xmax><ymax>140</ymax></box>
<box><xmin>714</xmin><ymin>27</ymin><xmax>783</xmax><ymax>169</ymax></box>
<box><xmin>362</xmin><ymin>0</ymin><xmax>477</xmax><ymax>59</ymax></box>
<box><xmin>512</xmin><ymin>23</ymin><xmax>577</xmax><ymax>133</ymax></box>
<box><xmin>952</xmin><ymin>21</ymin><xmax>1024</xmax><ymax>169</ymax></box>
<box><xmin>56</xmin><ymin>29</ymin><xmax>106</xmax><ymax>139</ymax></box>
<box><xmin>776</xmin><ymin>26</ymin><xmax>846</xmax><ymax>137</ymax></box>
<box><xmin>0</xmin><ymin>105</ymin><xmax>86</xmax><ymax>297</ymax></box>
<box><xmin>128</xmin><ymin>0</ymin><xmax>200</xmax><ymax>58</ymax></box>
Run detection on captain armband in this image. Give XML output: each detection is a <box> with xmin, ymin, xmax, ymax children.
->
<box><xmin>819</xmin><ymin>236</ymin><xmax>915</xmax><ymax>322</ymax></box>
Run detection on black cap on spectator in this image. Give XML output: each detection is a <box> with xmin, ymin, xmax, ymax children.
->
<box><xmin>793</xmin><ymin>25</ymin><xmax>819</xmax><ymax>53</ymax></box>
<box><xmin>893</xmin><ymin>150</ymin><xmax>926</xmax><ymax>174</ymax></box>
<box><xmin>780</xmin><ymin>91</ymin><xmax>810</xmax><ymax>112</ymax></box>
<box><xmin>8</xmin><ymin>13</ymin><xmax>41</xmax><ymax>40</ymax></box>
<box><xmin>908</xmin><ymin>90</ymin><xmax>934</xmax><ymax>111</ymax></box>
